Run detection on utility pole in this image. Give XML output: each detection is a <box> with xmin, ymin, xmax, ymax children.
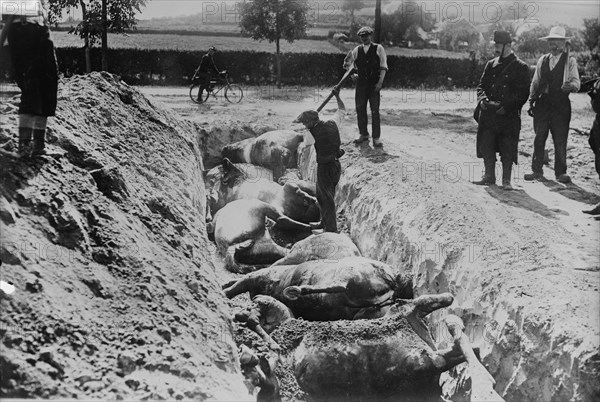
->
<box><xmin>374</xmin><ymin>0</ymin><xmax>381</xmax><ymax>43</ymax></box>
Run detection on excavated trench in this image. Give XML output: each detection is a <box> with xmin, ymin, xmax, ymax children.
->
<box><xmin>205</xmin><ymin>118</ymin><xmax>599</xmax><ymax>401</ymax></box>
<box><xmin>3</xmin><ymin>75</ymin><xmax>594</xmax><ymax>400</ymax></box>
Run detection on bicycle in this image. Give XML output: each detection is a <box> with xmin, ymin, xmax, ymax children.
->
<box><xmin>189</xmin><ymin>70</ymin><xmax>243</xmax><ymax>104</ymax></box>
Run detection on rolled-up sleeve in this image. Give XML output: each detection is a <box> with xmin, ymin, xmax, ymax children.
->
<box><xmin>567</xmin><ymin>56</ymin><xmax>580</xmax><ymax>92</ymax></box>
<box><xmin>377</xmin><ymin>45</ymin><xmax>388</xmax><ymax>71</ymax></box>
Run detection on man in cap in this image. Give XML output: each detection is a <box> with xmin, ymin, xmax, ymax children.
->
<box><xmin>0</xmin><ymin>1</ymin><xmax>58</xmax><ymax>158</ymax></box>
<box><xmin>192</xmin><ymin>46</ymin><xmax>222</xmax><ymax>102</ymax></box>
<box><xmin>472</xmin><ymin>31</ymin><xmax>531</xmax><ymax>189</ymax></box>
<box><xmin>525</xmin><ymin>26</ymin><xmax>580</xmax><ymax>183</ymax></box>
<box><xmin>293</xmin><ymin>88</ymin><xmax>345</xmax><ymax>233</ymax></box>
<box><xmin>345</xmin><ymin>26</ymin><xmax>388</xmax><ymax>148</ymax></box>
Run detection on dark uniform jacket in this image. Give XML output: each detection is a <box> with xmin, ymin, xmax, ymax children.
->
<box><xmin>477</xmin><ymin>53</ymin><xmax>530</xmax><ymax>118</ymax></box>
<box><xmin>476</xmin><ymin>53</ymin><xmax>530</xmax><ymax>161</ymax></box>
<box><xmin>8</xmin><ymin>20</ymin><xmax>58</xmax><ymax>116</ymax></box>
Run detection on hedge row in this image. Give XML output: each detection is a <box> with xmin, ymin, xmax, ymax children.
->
<box><xmin>2</xmin><ymin>47</ymin><xmax>484</xmax><ymax>88</ymax></box>
<box><xmin>85</xmin><ymin>48</ymin><xmax>482</xmax><ymax>87</ymax></box>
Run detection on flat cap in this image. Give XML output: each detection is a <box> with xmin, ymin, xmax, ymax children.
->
<box><xmin>357</xmin><ymin>26</ymin><xmax>373</xmax><ymax>36</ymax></box>
<box><xmin>293</xmin><ymin>110</ymin><xmax>319</xmax><ymax>124</ymax></box>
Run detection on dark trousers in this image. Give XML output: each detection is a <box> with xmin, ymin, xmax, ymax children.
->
<box><xmin>532</xmin><ymin>100</ymin><xmax>571</xmax><ymax>176</ymax></box>
<box><xmin>355</xmin><ymin>82</ymin><xmax>381</xmax><ymax>139</ymax></box>
<box><xmin>477</xmin><ymin>112</ymin><xmax>521</xmax><ymax>164</ymax></box>
<box><xmin>590</xmin><ymin>115</ymin><xmax>600</xmax><ymax>178</ymax></box>
<box><xmin>197</xmin><ymin>73</ymin><xmax>212</xmax><ymax>100</ymax></box>
<box><xmin>316</xmin><ymin>161</ymin><xmax>341</xmax><ymax>232</ymax></box>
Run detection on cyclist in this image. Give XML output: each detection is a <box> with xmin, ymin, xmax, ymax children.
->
<box><xmin>193</xmin><ymin>46</ymin><xmax>223</xmax><ymax>103</ymax></box>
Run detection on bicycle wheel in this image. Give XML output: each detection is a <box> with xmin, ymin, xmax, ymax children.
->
<box><xmin>189</xmin><ymin>83</ymin><xmax>210</xmax><ymax>104</ymax></box>
<box><xmin>225</xmin><ymin>84</ymin><xmax>243</xmax><ymax>104</ymax></box>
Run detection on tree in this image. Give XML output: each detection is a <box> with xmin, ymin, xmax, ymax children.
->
<box><xmin>239</xmin><ymin>0</ymin><xmax>310</xmax><ymax>88</ymax></box>
<box><xmin>380</xmin><ymin>3</ymin><xmax>435</xmax><ymax>45</ymax></box>
<box><xmin>434</xmin><ymin>18</ymin><xmax>483</xmax><ymax>52</ymax></box>
<box><xmin>582</xmin><ymin>18</ymin><xmax>600</xmax><ymax>52</ymax></box>
<box><xmin>341</xmin><ymin>0</ymin><xmax>365</xmax><ymax>23</ymax></box>
<box><xmin>48</xmin><ymin>0</ymin><xmax>147</xmax><ymax>73</ymax></box>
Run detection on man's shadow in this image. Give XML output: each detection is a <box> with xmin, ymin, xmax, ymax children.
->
<box><xmin>540</xmin><ymin>179</ymin><xmax>600</xmax><ymax>206</ymax></box>
<box><xmin>484</xmin><ymin>185</ymin><xmax>566</xmax><ymax>219</ymax></box>
<box><xmin>351</xmin><ymin>141</ymin><xmax>400</xmax><ymax>164</ymax></box>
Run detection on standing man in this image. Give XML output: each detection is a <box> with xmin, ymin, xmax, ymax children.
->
<box><xmin>472</xmin><ymin>31</ymin><xmax>531</xmax><ymax>190</ymax></box>
<box><xmin>293</xmin><ymin>88</ymin><xmax>345</xmax><ymax>233</ymax></box>
<box><xmin>346</xmin><ymin>26</ymin><xmax>388</xmax><ymax>148</ymax></box>
<box><xmin>0</xmin><ymin>6</ymin><xmax>59</xmax><ymax>158</ymax></box>
<box><xmin>525</xmin><ymin>26</ymin><xmax>580</xmax><ymax>183</ymax></box>
<box><xmin>192</xmin><ymin>46</ymin><xmax>221</xmax><ymax>103</ymax></box>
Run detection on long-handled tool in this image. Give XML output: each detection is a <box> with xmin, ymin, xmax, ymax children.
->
<box><xmin>563</xmin><ymin>41</ymin><xmax>571</xmax><ymax>86</ymax></box>
<box><xmin>316</xmin><ymin>67</ymin><xmax>356</xmax><ymax>112</ymax></box>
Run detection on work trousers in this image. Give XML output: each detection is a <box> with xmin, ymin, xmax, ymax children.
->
<box><xmin>355</xmin><ymin>81</ymin><xmax>381</xmax><ymax>139</ymax></box>
<box><xmin>532</xmin><ymin>98</ymin><xmax>571</xmax><ymax>176</ymax></box>
<box><xmin>316</xmin><ymin>160</ymin><xmax>341</xmax><ymax>232</ymax></box>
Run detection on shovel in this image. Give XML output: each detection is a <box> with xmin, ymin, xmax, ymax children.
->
<box><xmin>316</xmin><ymin>67</ymin><xmax>356</xmax><ymax>112</ymax></box>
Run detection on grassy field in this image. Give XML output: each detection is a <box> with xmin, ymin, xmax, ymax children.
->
<box><xmin>51</xmin><ymin>31</ymin><xmax>343</xmax><ymax>53</ymax></box>
<box><xmin>51</xmin><ymin>30</ymin><xmax>467</xmax><ymax>59</ymax></box>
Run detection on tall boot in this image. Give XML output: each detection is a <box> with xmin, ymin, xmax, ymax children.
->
<box><xmin>31</xmin><ymin>129</ymin><xmax>46</xmax><ymax>156</ymax></box>
<box><xmin>472</xmin><ymin>159</ymin><xmax>496</xmax><ymax>185</ymax></box>
<box><xmin>501</xmin><ymin>160</ymin><xmax>513</xmax><ymax>190</ymax></box>
<box><xmin>17</xmin><ymin>127</ymin><xmax>32</xmax><ymax>157</ymax></box>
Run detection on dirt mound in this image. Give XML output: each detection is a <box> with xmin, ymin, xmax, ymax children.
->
<box><xmin>0</xmin><ymin>73</ymin><xmax>248</xmax><ymax>399</ymax></box>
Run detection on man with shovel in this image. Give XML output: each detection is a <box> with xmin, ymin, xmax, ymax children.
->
<box><xmin>524</xmin><ymin>26</ymin><xmax>580</xmax><ymax>183</ymax></box>
<box><xmin>293</xmin><ymin>88</ymin><xmax>345</xmax><ymax>233</ymax></box>
<box><xmin>345</xmin><ymin>26</ymin><xmax>388</xmax><ymax>148</ymax></box>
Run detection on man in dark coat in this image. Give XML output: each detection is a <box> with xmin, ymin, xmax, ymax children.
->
<box><xmin>473</xmin><ymin>31</ymin><xmax>531</xmax><ymax>190</ymax></box>
<box><xmin>345</xmin><ymin>26</ymin><xmax>388</xmax><ymax>148</ymax></box>
<box><xmin>582</xmin><ymin>77</ymin><xmax>600</xmax><ymax>217</ymax></box>
<box><xmin>525</xmin><ymin>26</ymin><xmax>580</xmax><ymax>183</ymax></box>
<box><xmin>293</xmin><ymin>88</ymin><xmax>345</xmax><ymax>233</ymax></box>
<box><xmin>0</xmin><ymin>11</ymin><xmax>59</xmax><ymax>157</ymax></box>
<box><xmin>192</xmin><ymin>46</ymin><xmax>221</xmax><ymax>103</ymax></box>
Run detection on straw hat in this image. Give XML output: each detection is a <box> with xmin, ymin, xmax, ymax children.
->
<box><xmin>540</xmin><ymin>26</ymin><xmax>572</xmax><ymax>40</ymax></box>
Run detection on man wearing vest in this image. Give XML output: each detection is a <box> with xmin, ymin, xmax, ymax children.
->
<box><xmin>472</xmin><ymin>31</ymin><xmax>531</xmax><ymax>190</ymax></box>
<box><xmin>346</xmin><ymin>26</ymin><xmax>388</xmax><ymax>148</ymax></box>
<box><xmin>525</xmin><ymin>26</ymin><xmax>580</xmax><ymax>183</ymax></box>
<box><xmin>293</xmin><ymin>89</ymin><xmax>345</xmax><ymax>233</ymax></box>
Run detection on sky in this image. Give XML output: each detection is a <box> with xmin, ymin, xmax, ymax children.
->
<box><xmin>135</xmin><ymin>0</ymin><xmax>599</xmax><ymax>27</ymax></box>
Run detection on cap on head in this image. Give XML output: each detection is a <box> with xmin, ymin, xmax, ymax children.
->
<box><xmin>540</xmin><ymin>26</ymin><xmax>571</xmax><ymax>40</ymax></box>
<box><xmin>357</xmin><ymin>26</ymin><xmax>373</xmax><ymax>36</ymax></box>
<box><xmin>293</xmin><ymin>110</ymin><xmax>319</xmax><ymax>124</ymax></box>
<box><xmin>492</xmin><ymin>30</ymin><xmax>512</xmax><ymax>45</ymax></box>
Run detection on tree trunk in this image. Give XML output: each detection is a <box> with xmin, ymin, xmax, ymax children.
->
<box><xmin>101</xmin><ymin>0</ymin><xmax>108</xmax><ymax>71</ymax></box>
<box><xmin>84</xmin><ymin>38</ymin><xmax>91</xmax><ymax>73</ymax></box>
<box><xmin>374</xmin><ymin>0</ymin><xmax>381</xmax><ymax>43</ymax></box>
<box><xmin>276</xmin><ymin>38</ymin><xmax>281</xmax><ymax>89</ymax></box>
<box><xmin>79</xmin><ymin>0</ymin><xmax>91</xmax><ymax>73</ymax></box>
